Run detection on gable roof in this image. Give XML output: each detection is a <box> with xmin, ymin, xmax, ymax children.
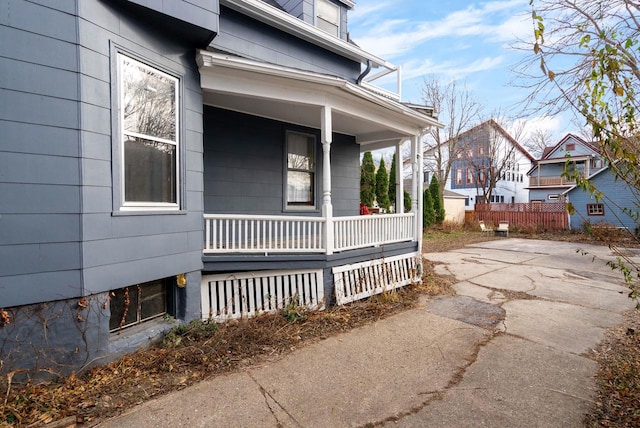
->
<box><xmin>541</xmin><ymin>133</ymin><xmax>599</xmax><ymax>160</ymax></box>
<box><xmin>422</xmin><ymin>119</ymin><xmax>535</xmax><ymax>161</ymax></box>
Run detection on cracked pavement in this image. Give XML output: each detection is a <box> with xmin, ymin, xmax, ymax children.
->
<box><xmin>98</xmin><ymin>239</ymin><xmax>638</xmax><ymax>427</ymax></box>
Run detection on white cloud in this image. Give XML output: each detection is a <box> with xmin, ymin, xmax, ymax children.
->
<box><xmin>350</xmin><ymin>0</ymin><xmax>530</xmax><ymax>60</ymax></box>
<box><xmin>400</xmin><ymin>56</ymin><xmax>505</xmax><ymax>81</ymax></box>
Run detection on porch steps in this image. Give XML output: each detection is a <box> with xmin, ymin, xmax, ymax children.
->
<box><xmin>332</xmin><ymin>252</ymin><xmax>421</xmax><ymax>305</ymax></box>
<box><xmin>201</xmin><ymin>269</ymin><xmax>325</xmax><ymax>321</ymax></box>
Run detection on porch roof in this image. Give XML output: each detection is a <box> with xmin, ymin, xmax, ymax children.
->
<box><xmin>197</xmin><ymin>50</ymin><xmax>442</xmax><ymax>151</ymax></box>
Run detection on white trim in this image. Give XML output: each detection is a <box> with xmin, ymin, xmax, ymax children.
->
<box><xmin>197</xmin><ymin>51</ymin><xmax>441</xmax><ymax>130</ymax></box>
<box><xmin>220</xmin><ymin>0</ymin><xmax>390</xmax><ymax>68</ymax></box>
<box><xmin>117</xmin><ymin>53</ymin><xmax>180</xmax><ymax>210</ymax></box>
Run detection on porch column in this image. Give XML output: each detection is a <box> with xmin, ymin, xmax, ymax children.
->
<box><xmin>396</xmin><ymin>140</ymin><xmax>405</xmax><ymax>213</ymax></box>
<box><xmin>321</xmin><ymin>105</ymin><xmax>334</xmax><ymax>255</ymax></box>
<box><xmin>413</xmin><ymin>134</ymin><xmax>424</xmax><ymax>248</ymax></box>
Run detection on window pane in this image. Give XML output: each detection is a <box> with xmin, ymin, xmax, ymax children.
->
<box><xmin>122</xmin><ymin>57</ymin><xmax>176</xmax><ymax>141</ymax></box>
<box><xmin>140</xmin><ymin>280</ymin><xmax>167</xmax><ymax>321</ymax></box>
<box><xmin>125</xmin><ymin>136</ymin><xmax>177</xmax><ymax>203</ymax></box>
<box><xmin>287</xmin><ymin>133</ymin><xmax>314</xmax><ymax>171</ymax></box>
<box><xmin>109</xmin><ymin>286</ymin><xmax>139</xmax><ymax>331</ymax></box>
<box><xmin>287</xmin><ymin>171</ymin><xmax>314</xmax><ymax>205</ymax></box>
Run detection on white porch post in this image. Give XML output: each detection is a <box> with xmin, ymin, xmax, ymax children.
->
<box><xmin>321</xmin><ymin>105</ymin><xmax>334</xmax><ymax>255</ymax></box>
<box><xmin>396</xmin><ymin>140</ymin><xmax>405</xmax><ymax>214</ymax></box>
<box><xmin>411</xmin><ymin>134</ymin><xmax>423</xmax><ymax>245</ymax></box>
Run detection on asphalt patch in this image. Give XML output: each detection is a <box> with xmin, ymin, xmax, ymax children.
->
<box><xmin>426</xmin><ymin>295</ymin><xmax>505</xmax><ymax>328</ymax></box>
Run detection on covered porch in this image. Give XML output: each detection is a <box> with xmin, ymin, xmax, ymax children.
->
<box><xmin>197</xmin><ymin>50</ymin><xmax>439</xmax><ymax>319</ymax></box>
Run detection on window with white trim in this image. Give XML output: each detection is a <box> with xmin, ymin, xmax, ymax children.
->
<box><xmin>587</xmin><ymin>203</ymin><xmax>604</xmax><ymax>216</ymax></box>
<box><xmin>286</xmin><ymin>131</ymin><xmax>316</xmax><ymax>208</ymax></box>
<box><xmin>119</xmin><ymin>54</ymin><xmax>179</xmax><ymax>209</ymax></box>
<box><xmin>317</xmin><ymin>0</ymin><xmax>339</xmax><ymax>37</ymax></box>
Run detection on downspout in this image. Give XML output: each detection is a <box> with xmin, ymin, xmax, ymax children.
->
<box><xmin>356</xmin><ymin>59</ymin><xmax>372</xmax><ymax>85</ymax></box>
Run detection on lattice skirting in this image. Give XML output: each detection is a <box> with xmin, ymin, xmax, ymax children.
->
<box><xmin>332</xmin><ymin>252</ymin><xmax>422</xmax><ymax>305</ymax></box>
<box><xmin>201</xmin><ymin>269</ymin><xmax>325</xmax><ymax>321</ymax></box>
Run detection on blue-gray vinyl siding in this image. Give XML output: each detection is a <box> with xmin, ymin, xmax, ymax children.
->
<box><xmin>0</xmin><ymin>0</ymin><xmax>212</xmax><ymax>307</ymax></box>
<box><xmin>529</xmin><ymin>189</ymin><xmax>565</xmax><ymax>202</ymax></box>
<box><xmin>203</xmin><ymin>106</ymin><xmax>359</xmax><ymax>217</ymax></box>
<box><xmin>213</xmin><ymin>6</ymin><xmax>359</xmax><ymax>82</ymax></box>
<box><xmin>566</xmin><ymin>168</ymin><xmax>639</xmax><ymax>231</ymax></box>
<box><xmin>0</xmin><ymin>1</ymin><xmax>83</xmax><ymax>306</ymax></box>
<box><xmin>271</xmin><ymin>0</ymin><xmax>349</xmax><ymax>40</ymax></box>
<box><xmin>77</xmin><ymin>0</ymin><xmax>207</xmax><ymax>296</ymax></box>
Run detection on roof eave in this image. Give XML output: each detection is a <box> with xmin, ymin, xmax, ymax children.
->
<box><xmin>220</xmin><ymin>0</ymin><xmax>392</xmax><ymax>69</ymax></box>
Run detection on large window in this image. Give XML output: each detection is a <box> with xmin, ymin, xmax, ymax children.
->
<box><xmin>109</xmin><ymin>279</ymin><xmax>169</xmax><ymax>332</ymax></box>
<box><xmin>286</xmin><ymin>132</ymin><xmax>316</xmax><ymax>208</ymax></box>
<box><xmin>119</xmin><ymin>54</ymin><xmax>179</xmax><ymax>209</ymax></box>
<box><xmin>317</xmin><ymin>0</ymin><xmax>339</xmax><ymax>37</ymax></box>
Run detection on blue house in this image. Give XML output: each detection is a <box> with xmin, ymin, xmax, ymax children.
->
<box><xmin>563</xmin><ymin>163</ymin><xmax>639</xmax><ymax>231</ymax></box>
<box><xmin>0</xmin><ymin>0</ymin><xmax>439</xmax><ymax>375</ymax></box>
<box><xmin>423</xmin><ymin>119</ymin><xmax>533</xmax><ymax>209</ymax></box>
<box><xmin>527</xmin><ymin>134</ymin><xmax>606</xmax><ymax>202</ymax></box>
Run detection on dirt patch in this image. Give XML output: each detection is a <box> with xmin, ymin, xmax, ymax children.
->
<box><xmin>584</xmin><ymin>309</ymin><xmax>640</xmax><ymax>427</ymax></box>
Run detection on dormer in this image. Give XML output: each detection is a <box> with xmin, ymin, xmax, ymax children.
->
<box><xmin>269</xmin><ymin>0</ymin><xmax>354</xmax><ymax>40</ymax></box>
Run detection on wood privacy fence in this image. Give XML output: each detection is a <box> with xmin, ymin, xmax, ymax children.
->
<box><xmin>473</xmin><ymin>202</ymin><xmax>568</xmax><ymax>231</ymax></box>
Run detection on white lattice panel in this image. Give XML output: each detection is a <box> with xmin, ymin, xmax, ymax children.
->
<box><xmin>201</xmin><ymin>269</ymin><xmax>325</xmax><ymax>321</ymax></box>
<box><xmin>332</xmin><ymin>252</ymin><xmax>421</xmax><ymax>305</ymax></box>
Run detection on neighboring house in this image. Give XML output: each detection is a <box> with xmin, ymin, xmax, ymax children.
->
<box><xmin>443</xmin><ymin>190</ymin><xmax>466</xmax><ymax>224</ymax></box>
<box><xmin>0</xmin><ymin>0</ymin><xmax>439</xmax><ymax>375</ymax></box>
<box><xmin>563</xmin><ymin>163</ymin><xmax>639</xmax><ymax>231</ymax></box>
<box><xmin>423</xmin><ymin>120</ymin><xmax>534</xmax><ymax>209</ymax></box>
<box><xmin>527</xmin><ymin>134</ymin><xmax>606</xmax><ymax>202</ymax></box>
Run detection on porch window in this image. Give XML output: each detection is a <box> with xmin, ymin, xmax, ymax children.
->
<box><xmin>286</xmin><ymin>131</ymin><xmax>316</xmax><ymax>208</ymax></box>
<box><xmin>587</xmin><ymin>203</ymin><xmax>604</xmax><ymax>216</ymax></box>
<box><xmin>109</xmin><ymin>278</ymin><xmax>169</xmax><ymax>332</ymax></box>
<box><xmin>316</xmin><ymin>0</ymin><xmax>339</xmax><ymax>37</ymax></box>
<box><xmin>119</xmin><ymin>54</ymin><xmax>179</xmax><ymax>209</ymax></box>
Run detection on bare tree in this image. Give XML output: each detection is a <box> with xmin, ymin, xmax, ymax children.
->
<box><xmin>463</xmin><ymin>119</ymin><xmax>526</xmax><ymax>204</ymax></box>
<box><xmin>421</xmin><ymin>77</ymin><xmax>483</xmax><ymax>192</ymax></box>
<box><xmin>524</xmin><ymin>0</ymin><xmax>640</xmax><ymax>306</ymax></box>
<box><xmin>524</xmin><ymin>127</ymin><xmax>554</xmax><ymax>157</ymax></box>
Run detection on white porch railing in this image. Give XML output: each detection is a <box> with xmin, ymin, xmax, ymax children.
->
<box><xmin>203</xmin><ymin>212</ymin><xmax>416</xmax><ymax>254</ymax></box>
<box><xmin>204</xmin><ymin>214</ymin><xmax>325</xmax><ymax>253</ymax></box>
<box><xmin>333</xmin><ymin>213</ymin><xmax>415</xmax><ymax>252</ymax></box>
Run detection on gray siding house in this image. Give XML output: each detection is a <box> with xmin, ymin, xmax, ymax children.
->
<box><xmin>1</xmin><ymin>0</ymin><xmax>438</xmax><ymax>375</ymax></box>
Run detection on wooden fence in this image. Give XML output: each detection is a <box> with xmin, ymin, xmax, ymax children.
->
<box><xmin>473</xmin><ymin>202</ymin><xmax>568</xmax><ymax>231</ymax></box>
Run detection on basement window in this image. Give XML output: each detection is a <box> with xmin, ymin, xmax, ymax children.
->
<box><xmin>109</xmin><ymin>279</ymin><xmax>170</xmax><ymax>331</ymax></box>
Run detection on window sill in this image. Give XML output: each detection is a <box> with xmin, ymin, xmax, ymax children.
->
<box><xmin>112</xmin><ymin>209</ymin><xmax>187</xmax><ymax>217</ymax></box>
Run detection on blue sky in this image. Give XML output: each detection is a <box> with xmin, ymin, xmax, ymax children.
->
<box><xmin>348</xmin><ymin>0</ymin><xmax>578</xmax><ymax>145</ymax></box>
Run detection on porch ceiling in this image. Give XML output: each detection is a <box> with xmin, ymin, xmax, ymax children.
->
<box><xmin>197</xmin><ymin>50</ymin><xmax>441</xmax><ymax>149</ymax></box>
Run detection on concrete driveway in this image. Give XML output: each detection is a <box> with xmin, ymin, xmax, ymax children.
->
<box><xmin>98</xmin><ymin>239</ymin><xmax>637</xmax><ymax>427</ymax></box>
